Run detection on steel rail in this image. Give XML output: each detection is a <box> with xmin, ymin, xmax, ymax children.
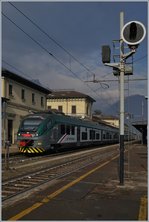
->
<box><xmin>2</xmin><ymin>147</ymin><xmax>118</xmax><ymax>203</ymax></box>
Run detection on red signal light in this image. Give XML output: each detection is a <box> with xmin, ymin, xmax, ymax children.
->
<box><xmin>21</xmin><ymin>133</ymin><xmax>32</xmax><ymax>137</ymax></box>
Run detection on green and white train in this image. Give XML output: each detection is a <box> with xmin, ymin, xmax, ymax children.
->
<box><xmin>17</xmin><ymin>111</ymin><xmax>119</xmax><ymax>154</ymax></box>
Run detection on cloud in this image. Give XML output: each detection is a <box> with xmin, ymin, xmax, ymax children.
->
<box><xmin>2</xmin><ymin>1</ymin><xmax>148</xmax><ymax>113</ymax></box>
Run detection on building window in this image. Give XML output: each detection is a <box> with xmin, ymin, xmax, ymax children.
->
<box><xmin>41</xmin><ymin>97</ymin><xmax>44</xmax><ymax>107</ymax></box>
<box><xmin>71</xmin><ymin>105</ymin><xmax>76</xmax><ymax>114</ymax></box>
<box><xmin>32</xmin><ymin>93</ymin><xmax>35</xmax><ymax>104</ymax></box>
<box><xmin>9</xmin><ymin>84</ymin><xmax>13</xmax><ymax>96</ymax></box>
<box><xmin>58</xmin><ymin>106</ymin><xmax>63</xmax><ymax>112</ymax></box>
<box><xmin>21</xmin><ymin>89</ymin><xmax>25</xmax><ymax>101</ymax></box>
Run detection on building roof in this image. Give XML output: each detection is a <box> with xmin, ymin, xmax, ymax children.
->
<box><xmin>100</xmin><ymin>115</ymin><xmax>119</xmax><ymax>120</ymax></box>
<box><xmin>92</xmin><ymin>114</ymin><xmax>119</xmax><ymax>121</ymax></box>
<box><xmin>47</xmin><ymin>90</ymin><xmax>96</xmax><ymax>102</ymax></box>
<box><xmin>2</xmin><ymin>69</ymin><xmax>52</xmax><ymax>94</ymax></box>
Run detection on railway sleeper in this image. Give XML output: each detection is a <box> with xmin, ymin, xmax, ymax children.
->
<box><xmin>3</xmin><ymin>187</ymin><xmax>23</xmax><ymax>191</ymax></box>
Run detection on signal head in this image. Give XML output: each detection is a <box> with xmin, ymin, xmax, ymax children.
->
<box><xmin>121</xmin><ymin>21</ymin><xmax>146</xmax><ymax>47</ymax></box>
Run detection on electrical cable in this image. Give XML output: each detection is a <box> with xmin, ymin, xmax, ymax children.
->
<box><xmin>8</xmin><ymin>1</ymin><xmax>109</xmax><ymax>89</ymax></box>
<box><xmin>2</xmin><ymin>12</ymin><xmax>109</xmax><ymax>102</ymax></box>
<box><xmin>2</xmin><ymin>59</ymin><xmax>51</xmax><ymax>90</ymax></box>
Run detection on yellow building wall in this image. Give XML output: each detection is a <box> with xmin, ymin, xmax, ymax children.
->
<box><xmin>47</xmin><ymin>98</ymin><xmax>91</xmax><ymax>118</ymax></box>
<box><xmin>4</xmin><ymin>78</ymin><xmax>46</xmax><ymax>110</ymax></box>
<box><xmin>2</xmin><ymin>77</ymin><xmax>48</xmax><ymax>145</ymax></box>
<box><xmin>103</xmin><ymin>119</ymin><xmax>119</xmax><ymax>127</ymax></box>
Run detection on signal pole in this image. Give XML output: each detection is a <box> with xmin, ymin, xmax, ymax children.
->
<box><xmin>100</xmin><ymin>12</ymin><xmax>146</xmax><ymax>185</ymax></box>
<box><xmin>119</xmin><ymin>11</ymin><xmax>125</xmax><ymax>185</ymax></box>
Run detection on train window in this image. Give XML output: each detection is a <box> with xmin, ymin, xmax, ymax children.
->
<box><xmin>47</xmin><ymin>120</ymin><xmax>52</xmax><ymax>129</ymax></box>
<box><xmin>106</xmin><ymin>132</ymin><xmax>109</xmax><ymax>139</ymax></box>
<box><xmin>89</xmin><ymin>130</ymin><xmax>92</xmax><ymax>140</ymax></box>
<box><xmin>52</xmin><ymin>127</ymin><xmax>58</xmax><ymax>139</ymax></box>
<box><xmin>21</xmin><ymin>118</ymin><xmax>43</xmax><ymax>131</ymax></box>
<box><xmin>93</xmin><ymin>131</ymin><xmax>95</xmax><ymax>140</ymax></box>
<box><xmin>96</xmin><ymin>133</ymin><xmax>100</xmax><ymax>140</ymax></box>
<box><xmin>114</xmin><ymin>133</ymin><xmax>118</xmax><ymax>139</ymax></box>
<box><xmin>71</xmin><ymin>125</ymin><xmax>75</xmax><ymax>135</ymax></box>
<box><xmin>90</xmin><ymin>130</ymin><xmax>95</xmax><ymax>140</ymax></box>
<box><xmin>82</xmin><ymin>132</ymin><xmax>87</xmax><ymax>140</ymax></box>
<box><xmin>61</xmin><ymin>124</ymin><xmax>65</xmax><ymax>134</ymax></box>
<box><xmin>66</xmin><ymin>125</ymin><xmax>70</xmax><ymax>135</ymax></box>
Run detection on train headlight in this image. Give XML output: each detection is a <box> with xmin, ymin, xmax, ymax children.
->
<box><xmin>31</xmin><ymin>133</ymin><xmax>39</xmax><ymax>137</ymax></box>
<box><xmin>37</xmin><ymin>142</ymin><xmax>42</xmax><ymax>145</ymax></box>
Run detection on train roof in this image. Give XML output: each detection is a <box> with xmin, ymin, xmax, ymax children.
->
<box><xmin>22</xmin><ymin>111</ymin><xmax>119</xmax><ymax>132</ymax></box>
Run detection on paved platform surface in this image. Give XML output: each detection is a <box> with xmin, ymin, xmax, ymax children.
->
<box><xmin>2</xmin><ymin>144</ymin><xmax>19</xmax><ymax>156</ymax></box>
<box><xmin>2</xmin><ymin>142</ymin><xmax>147</xmax><ymax>221</ymax></box>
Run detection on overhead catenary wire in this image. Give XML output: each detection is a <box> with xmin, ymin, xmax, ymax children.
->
<box><xmin>8</xmin><ymin>1</ymin><xmax>109</xmax><ymax>89</ymax></box>
<box><xmin>2</xmin><ymin>12</ymin><xmax>83</xmax><ymax>82</ymax></box>
<box><xmin>5</xmin><ymin>6</ymin><xmax>146</xmax><ymax>110</ymax></box>
<box><xmin>2</xmin><ymin>11</ymin><xmax>111</xmax><ymax>105</ymax></box>
<box><xmin>5</xmin><ymin>2</ymin><xmax>147</xmax><ymax>108</ymax></box>
<box><xmin>2</xmin><ymin>59</ymin><xmax>51</xmax><ymax>90</ymax></box>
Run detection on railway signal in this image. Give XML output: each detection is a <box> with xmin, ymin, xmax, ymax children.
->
<box><xmin>102</xmin><ymin>45</ymin><xmax>111</xmax><ymax>63</ymax></box>
<box><xmin>101</xmin><ymin>12</ymin><xmax>146</xmax><ymax>185</ymax></box>
<box><xmin>121</xmin><ymin>21</ymin><xmax>146</xmax><ymax>48</ymax></box>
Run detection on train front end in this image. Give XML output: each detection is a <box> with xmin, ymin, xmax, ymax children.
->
<box><xmin>17</xmin><ymin>115</ymin><xmax>46</xmax><ymax>154</ymax></box>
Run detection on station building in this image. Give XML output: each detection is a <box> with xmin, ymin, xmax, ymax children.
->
<box><xmin>1</xmin><ymin>69</ymin><xmax>51</xmax><ymax>146</ymax></box>
<box><xmin>2</xmin><ymin>69</ymin><xmax>144</xmax><ymax>147</ymax></box>
<box><xmin>132</xmin><ymin>120</ymin><xmax>147</xmax><ymax>144</ymax></box>
<box><xmin>98</xmin><ymin>115</ymin><xmax>119</xmax><ymax>128</ymax></box>
<box><xmin>47</xmin><ymin>90</ymin><xmax>95</xmax><ymax>119</ymax></box>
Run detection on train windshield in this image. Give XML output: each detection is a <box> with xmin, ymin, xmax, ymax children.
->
<box><xmin>20</xmin><ymin>117</ymin><xmax>44</xmax><ymax>131</ymax></box>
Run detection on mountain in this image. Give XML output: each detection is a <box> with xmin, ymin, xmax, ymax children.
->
<box><xmin>103</xmin><ymin>94</ymin><xmax>147</xmax><ymax>121</ymax></box>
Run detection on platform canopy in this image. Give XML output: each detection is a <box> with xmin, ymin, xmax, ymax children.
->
<box><xmin>132</xmin><ymin>121</ymin><xmax>147</xmax><ymax>144</ymax></box>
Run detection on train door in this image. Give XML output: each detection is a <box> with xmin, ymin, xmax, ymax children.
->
<box><xmin>77</xmin><ymin>127</ymin><xmax>80</xmax><ymax>146</ymax></box>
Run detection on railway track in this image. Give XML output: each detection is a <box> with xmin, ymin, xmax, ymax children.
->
<box><xmin>2</xmin><ymin>145</ymin><xmax>119</xmax><ymax>206</ymax></box>
<box><xmin>2</xmin><ymin>145</ymin><xmax>106</xmax><ymax>167</ymax></box>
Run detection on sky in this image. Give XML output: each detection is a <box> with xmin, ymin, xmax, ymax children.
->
<box><xmin>1</xmin><ymin>1</ymin><xmax>148</xmax><ymax>113</ymax></box>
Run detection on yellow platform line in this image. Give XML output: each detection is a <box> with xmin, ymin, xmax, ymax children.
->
<box><xmin>138</xmin><ymin>195</ymin><xmax>147</xmax><ymax>221</ymax></box>
<box><xmin>8</xmin><ymin>154</ymin><xmax>118</xmax><ymax>221</ymax></box>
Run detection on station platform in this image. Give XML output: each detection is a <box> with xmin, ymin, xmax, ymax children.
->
<box><xmin>2</xmin><ymin>144</ymin><xmax>19</xmax><ymax>156</ymax></box>
<box><xmin>2</xmin><ymin>142</ymin><xmax>147</xmax><ymax>221</ymax></box>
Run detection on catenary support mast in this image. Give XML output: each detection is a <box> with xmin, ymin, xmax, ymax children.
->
<box><xmin>119</xmin><ymin>11</ymin><xmax>125</xmax><ymax>185</ymax></box>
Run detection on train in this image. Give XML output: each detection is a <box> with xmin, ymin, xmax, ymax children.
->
<box><xmin>17</xmin><ymin>110</ymin><xmax>120</xmax><ymax>154</ymax></box>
